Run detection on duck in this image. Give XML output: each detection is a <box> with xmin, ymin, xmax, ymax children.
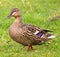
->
<box><xmin>7</xmin><ymin>8</ymin><xmax>56</xmax><ymax>51</ymax></box>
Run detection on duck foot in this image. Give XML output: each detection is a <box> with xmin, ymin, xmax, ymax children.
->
<box><xmin>26</xmin><ymin>45</ymin><xmax>34</xmax><ymax>51</ymax></box>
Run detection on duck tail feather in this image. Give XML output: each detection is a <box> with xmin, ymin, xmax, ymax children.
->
<box><xmin>48</xmin><ymin>35</ymin><xmax>56</xmax><ymax>39</ymax></box>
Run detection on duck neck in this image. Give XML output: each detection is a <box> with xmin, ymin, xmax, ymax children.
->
<box><xmin>15</xmin><ymin>16</ymin><xmax>22</xmax><ymax>22</ymax></box>
<box><xmin>14</xmin><ymin>16</ymin><xmax>22</xmax><ymax>26</ymax></box>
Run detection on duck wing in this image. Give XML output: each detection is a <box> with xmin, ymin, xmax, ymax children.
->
<box><xmin>22</xmin><ymin>24</ymin><xmax>52</xmax><ymax>34</ymax></box>
<box><xmin>22</xmin><ymin>24</ymin><xmax>53</xmax><ymax>45</ymax></box>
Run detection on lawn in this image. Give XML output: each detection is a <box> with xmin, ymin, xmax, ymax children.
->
<box><xmin>0</xmin><ymin>0</ymin><xmax>60</xmax><ymax>57</ymax></box>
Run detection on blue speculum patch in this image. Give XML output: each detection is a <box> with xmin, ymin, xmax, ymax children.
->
<box><xmin>36</xmin><ymin>32</ymin><xmax>43</xmax><ymax>37</ymax></box>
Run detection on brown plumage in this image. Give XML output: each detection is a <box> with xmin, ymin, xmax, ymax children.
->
<box><xmin>7</xmin><ymin>8</ymin><xmax>56</xmax><ymax>51</ymax></box>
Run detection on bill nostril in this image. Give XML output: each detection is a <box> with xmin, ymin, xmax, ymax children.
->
<box><xmin>7</xmin><ymin>15</ymin><xmax>12</xmax><ymax>19</ymax></box>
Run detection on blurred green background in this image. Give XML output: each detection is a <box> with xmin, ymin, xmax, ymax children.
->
<box><xmin>0</xmin><ymin>0</ymin><xmax>60</xmax><ymax>57</ymax></box>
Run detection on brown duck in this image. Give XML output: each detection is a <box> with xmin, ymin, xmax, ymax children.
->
<box><xmin>7</xmin><ymin>8</ymin><xmax>56</xmax><ymax>51</ymax></box>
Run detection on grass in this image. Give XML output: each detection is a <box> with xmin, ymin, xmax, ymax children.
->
<box><xmin>0</xmin><ymin>0</ymin><xmax>60</xmax><ymax>57</ymax></box>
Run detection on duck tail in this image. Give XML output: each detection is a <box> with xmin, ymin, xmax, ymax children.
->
<box><xmin>48</xmin><ymin>35</ymin><xmax>56</xmax><ymax>39</ymax></box>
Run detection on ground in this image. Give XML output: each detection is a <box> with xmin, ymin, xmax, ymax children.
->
<box><xmin>0</xmin><ymin>0</ymin><xmax>60</xmax><ymax>57</ymax></box>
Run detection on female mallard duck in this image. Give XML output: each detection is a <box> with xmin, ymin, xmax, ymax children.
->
<box><xmin>7</xmin><ymin>8</ymin><xmax>56</xmax><ymax>51</ymax></box>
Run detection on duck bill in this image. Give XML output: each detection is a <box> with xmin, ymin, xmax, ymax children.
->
<box><xmin>7</xmin><ymin>13</ymin><xmax>12</xmax><ymax>19</ymax></box>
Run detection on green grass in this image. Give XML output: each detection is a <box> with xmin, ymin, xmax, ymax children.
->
<box><xmin>0</xmin><ymin>0</ymin><xmax>60</xmax><ymax>57</ymax></box>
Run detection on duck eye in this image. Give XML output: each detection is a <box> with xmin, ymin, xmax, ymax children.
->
<box><xmin>12</xmin><ymin>12</ymin><xmax>16</xmax><ymax>15</ymax></box>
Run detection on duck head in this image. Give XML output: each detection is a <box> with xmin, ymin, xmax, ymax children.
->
<box><xmin>7</xmin><ymin>8</ymin><xmax>21</xmax><ymax>19</ymax></box>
